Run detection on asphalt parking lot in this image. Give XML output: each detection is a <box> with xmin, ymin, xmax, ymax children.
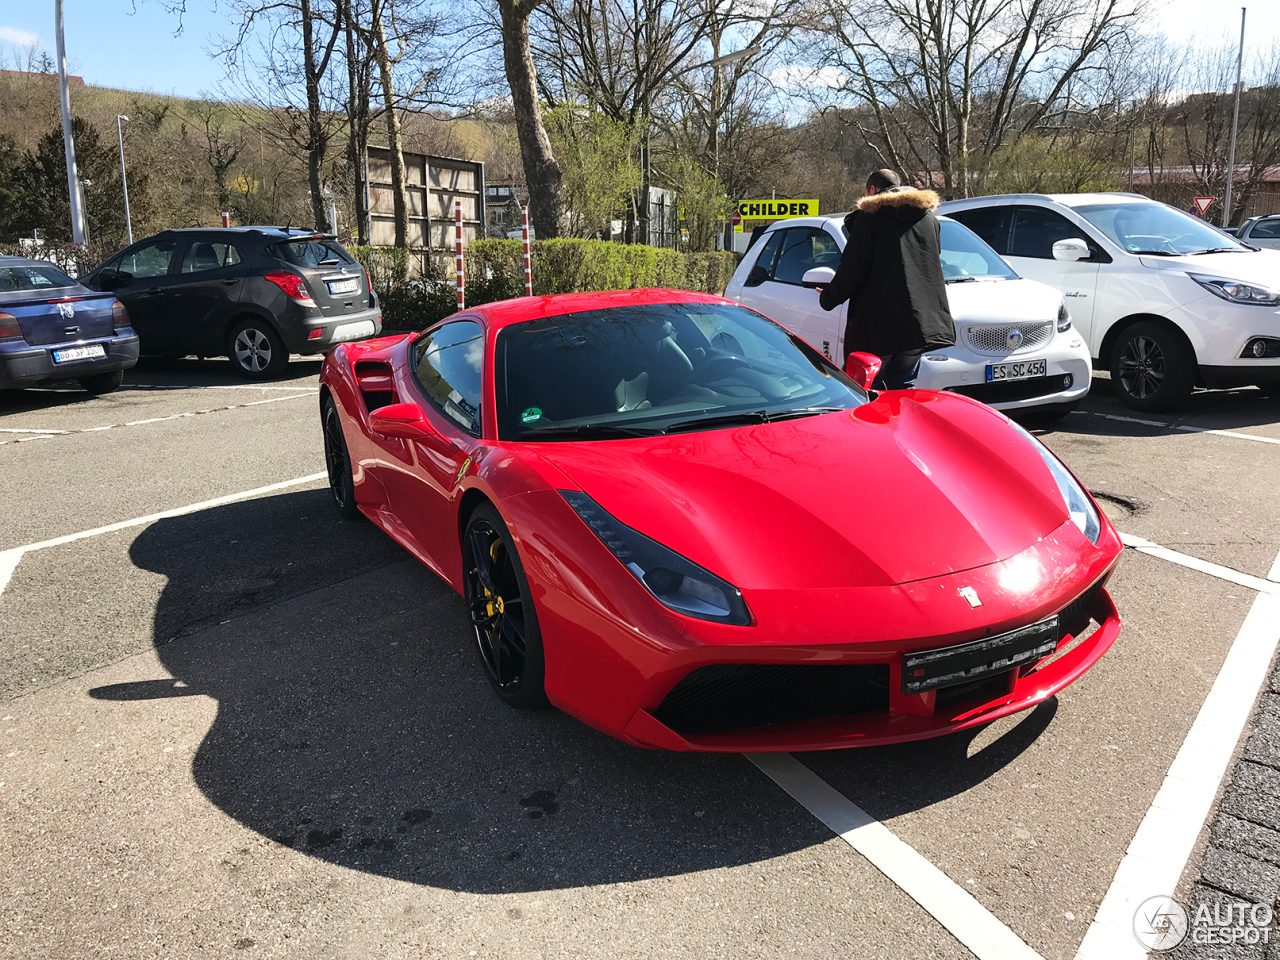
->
<box><xmin>3</xmin><ymin>358</ymin><xmax>1280</xmax><ymax>960</ymax></box>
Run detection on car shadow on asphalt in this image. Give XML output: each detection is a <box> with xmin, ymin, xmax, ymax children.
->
<box><xmin>87</xmin><ymin>489</ymin><xmax>1051</xmax><ymax>893</ymax></box>
<box><xmin>129</xmin><ymin>356</ymin><xmax>324</xmax><ymax>387</ymax></box>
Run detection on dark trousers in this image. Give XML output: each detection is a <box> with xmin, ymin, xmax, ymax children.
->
<box><xmin>874</xmin><ymin>350</ymin><xmax>924</xmax><ymax>390</ymax></box>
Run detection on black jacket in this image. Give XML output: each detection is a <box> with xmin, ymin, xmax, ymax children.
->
<box><xmin>819</xmin><ymin>187</ymin><xmax>956</xmax><ymax>357</ymax></box>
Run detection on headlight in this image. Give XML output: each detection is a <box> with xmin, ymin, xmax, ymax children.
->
<box><xmin>559</xmin><ymin>490</ymin><xmax>752</xmax><ymax>625</ymax></box>
<box><xmin>1010</xmin><ymin>422</ymin><xmax>1101</xmax><ymax>545</ymax></box>
<box><xmin>1190</xmin><ymin>273</ymin><xmax>1280</xmax><ymax>306</ymax></box>
<box><xmin>1057</xmin><ymin>300</ymin><xmax>1072</xmax><ymax>333</ymax></box>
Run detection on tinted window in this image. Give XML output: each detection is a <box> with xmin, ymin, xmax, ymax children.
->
<box><xmin>181</xmin><ymin>241</ymin><xmax>243</xmax><ymax>274</ymax></box>
<box><xmin>749</xmin><ymin>230</ymin><xmax>785</xmax><ymax>277</ymax></box>
<box><xmin>1251</xmin><ymin>219</ymin><xmax>1280</xmax><ymax>239</ymax></box>
<box><xmin>414</xmin><ymin>320</ymin><xmax>484</xmax><ymax>434</ymax></box>
<box><xmin>494</xmin><ymin>302</ymin><xmax>868</xmax><ymax>441</ymax></box>
<box><xmin>771</xmin><ymin>228</ymin><xmax>841</xmax><ymax>284</ymax></box>
<box><xmin>271</xmin><ymin>239</ymin><xmax>355</xmax><ymax>269</ymax></box>
<box><xmin>939</xmin><ymin>220</ymin><xmax>1018</xmax><ymax>280</ymax></box>
<box><xmin>1075</xmin><ymin>202</ymin><xmax>1245</xmax><ymax>255</ymax></box>
<box><xmin>0</xmin><ymin>264</ymin><xmax>77</xmax><ymax>293</ymax></box>
<box><xmin>948</xmin><ymin>207</ymin><xmax>1011</xmax><ymax>254</ymax></box>
<box><xmin>1008</xmin><ymin>207</ymin><xmax>1089</xmax><ymax>259</ymax></box>
<box><xmin>120</xmin><ymin>240</ymin><xmax>178</xmax><ymax>279</ymax></box>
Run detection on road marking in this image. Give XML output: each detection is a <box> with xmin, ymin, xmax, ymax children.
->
<box><xmin>1076</xmin><ymin>554</ymin><xmax>1280</xmax><ymax>960</ymax></box>
<box><xmin>1120</xmin><ymin>532</ymin><xmax>1280</xmax><ymax>594</ymax></box>
<box><xmin>750</xmin><ymin>753</ymin><xmax>1044</xmax><ymax>960</ymax></box>
<box><xmin>125</xmin><ymin>384</ymin><xmax>319</xmax><ymax>391</ymax></box>
<box><xmin>1073</xmin><ymin>410</ymin><xmax>1280</xmax><ymax>446</ymax></box>
<box><xmin>0</xmin><ymin>428</ymin><xmax>68</xmax><ymax>434</ymax></box>
<box><xmin>0</xmin><ymin>472</ymin><xmax>327</xmax><ymax>598</ymax></box>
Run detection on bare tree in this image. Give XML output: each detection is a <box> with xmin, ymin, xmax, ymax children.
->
<box><xmin>501</xmin><ymin>0</ymin><xmax>564</xmax><ymax>238</ymax></box>
<box><xmin>190</xmin><ymin>102</ymin><xmax>244</xmax><ymax>212</ymax></box>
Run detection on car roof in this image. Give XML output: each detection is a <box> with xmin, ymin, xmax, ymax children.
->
<box><xmin>464</xmin><ymin>288</ymin><xmax>733</xmax><ymax>331</ymax></box>
<box><xmin>940</xmin><ymin>192</ymin><xmax>1154</xmax><ymax>209</ymax></box>
<box><xmin>0</xmin><ymin>254</ymin><xmax>76</xmax><ymax>272</ymax></box>
<box><xmin>150</xmin><ymin>226</ymin><xmax>333</xmax><ymax>240</ymax></box>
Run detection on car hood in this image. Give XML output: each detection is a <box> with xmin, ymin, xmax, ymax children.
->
<box><xmin>532</xmin><ymin>393</ymin><xmax>1069</xmax><ymax>590</ymax></box>
<box><xmin>1140</xmin><ymin>247</ymin><xmax>1280</xmax><ymax>284</ymax></box>
<box><xmin>945</xmin><ymin>277</ymin><xmax>1061</xmax><ymax>325</ymax></box>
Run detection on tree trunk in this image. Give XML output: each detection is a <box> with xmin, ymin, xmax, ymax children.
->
<box><xmin>343</xmin><ymin>0</ymin><xmax>369</xmax><ymax>245</ymax></box>
<box><xmin>301</xmin><ymin>0</ymin><xmax>330</xmax><ymax>231</ymax></box>
<box><xmin>371</xmin><ymin>0</ymin><xmax>410</xmax><ymax>250</ymax></box>
<box><xmin>500</xmin><ymin>0</ymin><xmax>562</xmax><ymax>240</ymax></box>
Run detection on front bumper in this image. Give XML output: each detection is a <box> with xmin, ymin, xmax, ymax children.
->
<box><xmin>0</xmin><ymin>332</ymin><xmax>140</xmax><ymax>389</ymax></box>
<box><xmin>915</xmin><ymin>340</ymin><xmax>1093</xmax><ymax>411</ymax></box>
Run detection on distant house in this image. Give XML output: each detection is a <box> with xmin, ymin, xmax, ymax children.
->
<box><xmin>1128</xmin><ymin>166</ymin><xmax>1280</xmax><ymax>221</ymax></box>
<box><xmin>486</xmin><ymin>183</ymin><xmax>524</xmax><ymax>238</ymax></box>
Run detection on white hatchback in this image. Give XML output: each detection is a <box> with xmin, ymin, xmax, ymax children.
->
<box><xmin>724</xmin><ymin>214</ymin><xmax>1092</xmax><ymax>415</ymax></box>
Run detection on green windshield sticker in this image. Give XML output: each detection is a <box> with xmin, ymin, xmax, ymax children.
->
<box><xmin>520</xmin><ymin>407</ymin><xmax>543</xmax><ymax>424</ymax></box>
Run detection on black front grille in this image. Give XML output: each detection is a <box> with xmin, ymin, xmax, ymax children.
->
<box><xmin>947</xmin><ymin>374</ymin><xmax>1073</xmax><ymax>404</ymax></box>
<box><xmin>1056</xmin><ymin>577</ymin><xmax>1106</xmax><ymax>642</ymax></box>
<box><xmin>653</xmin><ymin>663</ymin><xmax>890</xmax><ymax>735</ymax></box>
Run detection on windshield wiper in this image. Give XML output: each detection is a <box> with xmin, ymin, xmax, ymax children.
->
<box><xmin>520</xmin><ymin>424</ymin><xmax>663</xmax><ymax>440</ymax></box>
<box><xmin>662</xmin><ymin>410</ymin><xmax>771</xmax><ymax>433</ymax></box>
<box><xmin>945</xmin><ymin>276</ymin><xmax>978</xmax><ymax>283</ymax></box>
<box><xmin>1185</xmin><ymin>247</ymin><xmax>1240</xmax><ymax>255</ymax></box>
<box><xmin>1127</xmin><ymin>249</ymin><xmax>1181</xmax><ymax>256</ymax></box>
<box><xmin>766</xmin><ymin>406</ymin><xmax>848</xmax><ymax>421</ymax></box>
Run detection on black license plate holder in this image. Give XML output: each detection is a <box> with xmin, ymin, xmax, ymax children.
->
<box><xmin>902</xmin><ymin>617</ymin><xmax>1059</xmax><ymax>695</ymax></box>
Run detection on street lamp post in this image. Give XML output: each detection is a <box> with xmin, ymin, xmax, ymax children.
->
<box><xmin>55</xmin><ymin>0</ymin><xmax>85</xmax><ymax>244</ymax></box>
<box><xmin>116</xmin><ymin>115</ymin><xmax>132</xmax><ymax>245</ymax></box>
<box><xmin>702</xmin><ymin>45</ymin><xmax>760</xmax><ymax>252</ymax></box>
<box><xmin>1223</xmin><ymin>7</ymin><xmax>1246</xmax><ymax>229</ymax></box>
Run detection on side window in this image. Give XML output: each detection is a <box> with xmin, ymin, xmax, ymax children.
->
<box><xmin>119</xmin><ymin>240</ymin><xmax>179</xmax><ymax>279</ymax></box>
<box><xmin>749</xmin><ymin>229</ymin><xmax>786</xmax><ymax>279</ymax></box>
<box><xmin>771</xmin><ymin>227</ymin><xmax>841</xmax><ymax>284</ymax></box>
<box><xmin>413</xmin><ymin>320</ymin><xmax>484</xmax><ymax>435</ymax></box>
<box><xmin>948</xmin><ymin>207</ymin><xmax>1011</xmax><ymax>254</ymax></box>
<box><xmin>1007</xmin><ymin>206</ymin><xmax>1089</xmax><ymax>259</ymax></box>
<box><xmin>180</xmin><ymin>241</ymin><xmax>243</xmax><ymax>274</ymax></box>
<box><xmin>1251</xmin><ymin>219</ymin><xmax>1280</xmax><ymax>239</ymax></box>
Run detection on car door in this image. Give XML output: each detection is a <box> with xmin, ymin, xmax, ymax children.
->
<box><xmin>172</xmin><ymin>238</ymin><xmax>254</xmax><ymax>355</ymax></box>
<box><xmin>749</xmin><ymin>227</ymin><xmax>847</xmax><ymax>360</ymax></box>
<box><xmin>1001</xmin><ymin>206</ymin><xmax>1104</xmax><ymax>344</ymax></box>
<box><xmin>111</xmin><ymin>239</ymin><xmax>183</xmax><ymax>354</ymax></box>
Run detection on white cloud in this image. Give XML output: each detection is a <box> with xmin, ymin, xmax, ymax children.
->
<box><xmin>770</xmin><ymin>65</ymin><xmax>847</xmax><ymax>89</ymax></box>
<box><xmin>0</xmin><ymin>26</ymin><xmax>40</xmax><ymax>48</ymax></box>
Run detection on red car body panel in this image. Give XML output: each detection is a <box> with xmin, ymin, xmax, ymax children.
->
<box><xmin>319</xmin><ymin>289</ymin><xmax>1123</xmax><ymax>751</ymax></box>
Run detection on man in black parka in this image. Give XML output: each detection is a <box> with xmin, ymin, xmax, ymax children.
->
<box><xmin>819</xmin><ymin>169</ymin><xmax>956</xmax><ymax>389</ymax></box>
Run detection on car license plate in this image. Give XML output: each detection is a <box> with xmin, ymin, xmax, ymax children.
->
<box><xmin>52</xmin><ymin>344</ymin><xmax>106</xmax><ymax>363</ymax></box>
<box><xmin>327</xmin><ymin>278</ymin><xmax>359</xmax><ymax>295</ymax></box>
<box><xmin>986</xmin><ymin>358</ymin><xmax>1046</xmax><ymax>382</ymax></box>
<box><xmin>902</xmin><ymin>616</ymin><xmax>1059</xmax><ymax>694</ymax></box>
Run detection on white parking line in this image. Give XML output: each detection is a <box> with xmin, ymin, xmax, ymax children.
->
<box><xmin>0</xmin><ymin>428</ymin><xmax>69</xmax><ymax>434</ymax></box>
<box><xmin>750</xmin><ymin>753</ymin><xmax>1044</xmax><ymax>960</ymax></box>
<box><xmin>1120</xmin><ymin>532</ymin><xmax>1280</xmax><ymax>594</ymax></box>
<box><xmin>1076</xmin><ymin>551</ymin><xmax>1280</xmax><ymax>960</ymax></box>
<box><xmin>0</xmin><ymin>472</ymin><xmax>327</xmax><ymax>598</ymax></box>
<box><xmin>1073</xmin><ymin>410</ymin><xmax>1280</xmax><ymax>446</ymax></box>
<box><xmin>125</xmin><ymin>384</ymin><xmax>320</xmax><ymax>391</ymax></box>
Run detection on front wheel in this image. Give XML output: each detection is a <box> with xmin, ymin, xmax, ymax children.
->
<box><xmin>462</xmin><ymin>503</ymin><xmax>547</xmax><ymax>708</ymax></box>
<box><xmin>228</xmin><ymin>319</ymin><xmax>288</xmax><ymax>379</ymax></box>
<box><xmin>322</xmin><ymin>398</ymin><xmax>361</xmax><ymax>521</ymax></box>
<box><xmin>1109</xmin><ymin>321</ymin><xmax>1195</xmax><ymax>411</ymax></box>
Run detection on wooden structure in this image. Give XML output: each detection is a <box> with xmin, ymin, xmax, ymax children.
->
<box><xmin>366</xmin><ymin>148</ymin><xmax>485</xmax><ymax>256</ymax></box>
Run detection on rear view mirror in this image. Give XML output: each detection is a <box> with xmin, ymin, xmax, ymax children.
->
<box><xmin>369</xmin><ymin>402</ymin><xmax>437</xmax><ymax>439</ymax></box>
<box><xmin>843</xmin><ymin>352</ymin><xmax>882</xmax><ymax>391</ymax></box>
<box><xmin>801</xmin><ymin>266</ymin><xmax>835</xmax><ymax>289</ymax></box>
<box><xmin>1052</xmin><ymin>238</ymin><xmax>1090</xmax><ymax>262</ymax></box>
<box><xmin>744</xmin><ymin>265</ymin><xmax>770</xmax><ymax>287</ymax></box>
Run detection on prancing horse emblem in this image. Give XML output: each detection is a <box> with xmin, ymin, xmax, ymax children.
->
<box><xmin>58</xmin><ymin>302</ymin><xmax>75</xmax><ymax>319</ymax></box>
<box><xmin>1005</xmin><ymin>328</ymin><xmax>1023</xmax><ymax>351</ymax></box>
<box><xmin>959</xmin><ymin>586</ymin><xmax>982</xmax><ymax>608</ymax></box>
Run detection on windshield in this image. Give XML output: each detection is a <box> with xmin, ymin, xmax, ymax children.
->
<box><xmin>1075</xmin><ymin>202</ymin><xmax>1246</xmax><ymax>255</ymax></box>
<box><xmin>939</xmin><ymin>219</ymin><xmax>1018</xmax><ymax>281</ymax></box>
<box><xmin>0</xmin><ymin>263</ymin><xmax>77</xmax><ymax>294</ymax></box>
<box><xmin>495</xmin><ymin>302</ymin><xmax>868</xmax><ymax>441</ymax></box>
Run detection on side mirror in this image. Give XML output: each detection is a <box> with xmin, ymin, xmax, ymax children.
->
<box><xmin>844</xmin><ymin>351</ymin><xmax>883</xmax><ymax>391</ymax></box>
<box><xmin>801</xmin><ymin>266</ymin><xmax>835</xmax><ymax>289</ymax></box>
<box><xmin>743</xmin><ymin>264</ymin><xmax>770</xmax><ymax>287</ymax></box>
<box><xmin>96</xmin><ymin>269</ymin><xmax>118</xmax><ymax>291</ymax></box>
<box><xmin>369</xmin><ymin>402</ymin><xmax>436</xmax><ymax>439</ymax></box>
<box><xmin>1052</xmin><ymin>238</ymin><xmax>1090</xmax><ymax>262</ymax></box>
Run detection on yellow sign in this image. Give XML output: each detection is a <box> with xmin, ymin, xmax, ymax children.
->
<box><xmin>734</xmin><ymin>199</ymin><xmax>820</xmax><ymax>231</ymax></box>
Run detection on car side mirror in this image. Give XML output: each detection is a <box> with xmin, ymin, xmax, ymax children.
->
<box><xmin>801</xmin><ymin>266</ymin><xmax>835</xmax><ymax>289</ymax></box>
<box><xmin>844</xmin><ymin>351</ymin><xmax>882</xmax><ymax>391</ymax></box>
<box><xmin>744</xmin><ymin>264</ymin><xmax>770</xmax><ymax>287</ymax></box>
<box><xmin>1052</xmin><ymin>238</ymin><xmax>1090</xmax><ymax>262</ymax></box>
<box><xmin>369</xmin><ymin>402</ymin><xmax>437</xmax><ymax>439</ymax></box>
<box><xmin>97</xmin><ymin>269</ymin><xmax>119</xmax><ymax>291</ymax></box>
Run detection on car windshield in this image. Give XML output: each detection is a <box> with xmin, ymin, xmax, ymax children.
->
<box><xmin>939</xmin><ymin>219</ymin><xmax>1018</xmax><ymax>281</ymax></box>
<box><xmin>495</xmin><ymin>302</ymin><xmax>868</xmax><ymax>441</ymax></box>
<box><xmin>270</xmin><ymin>238</ymin><xmax>356</xmax><ymax>268</ymax></box>
<box><xmin>1074</xmin><ymin>202</ymin><xmax>1247</xmax><ymax>255</ymax></box>
<box><xmin>0</xmin><ymin>263</ymin><xmax>77</xmax><ymax>295</ymax></box>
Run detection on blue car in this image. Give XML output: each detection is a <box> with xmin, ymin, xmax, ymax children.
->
<box><xmin>0</xmin><ymin>255</ymin><xmax>139</xmax><ymax>394</ymax></box>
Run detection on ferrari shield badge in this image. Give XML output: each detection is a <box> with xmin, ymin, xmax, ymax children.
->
<box><xmin>958</xmin><ymin>586</ymin><xmax>982</xmax><ymax>608</ymax></box>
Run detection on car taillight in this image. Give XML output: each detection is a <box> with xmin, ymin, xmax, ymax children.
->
<box><xmin>111</xmin><ymin>300</ymin><xmax>130</xmax><ymax>331</ymax></box>
<box><xmin>0</xmin><ymin>312</ymin><xmax>21</xmax><ymax>341</ymax></box>
<box><xmin>264</xmin><ymin>271</ymin><xmax>316</xmax><ymax>306</ymax></box>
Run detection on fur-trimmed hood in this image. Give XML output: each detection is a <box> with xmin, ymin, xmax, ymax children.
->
<box><xmin>856</xmin><ymin>186</ymin><xmax>940</xmax><ymax>213</ymax></box>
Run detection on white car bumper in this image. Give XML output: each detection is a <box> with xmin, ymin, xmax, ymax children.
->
<box><xmin>913</xmin><ymin>334</ymin><xmax>1093</xmax><ymax>411</ymax></box>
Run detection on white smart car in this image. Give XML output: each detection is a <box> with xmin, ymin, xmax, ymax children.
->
<box><xmin>724</xmin><ymin>214</ymin><xmax>1092</xmax><ymax>416</ymax></box>
<box><xmin>940</xmin><ymin>193</ymin><xmax>1280</xmax><ymax>409</ymax></box>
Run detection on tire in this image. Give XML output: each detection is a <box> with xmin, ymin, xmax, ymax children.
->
<box><xmin>228</xmin><ymin>318</ymin><xmax>288</xmax><ymax>379</ymax></box>
<box><xmin>462</xmin><ymin>503</ymin><xmax>547</xmax><ymax>708</ymax></box>
<box><xmin>1109</xmin><ymin>320</ymin><xmax>1196</xmax><ymax>411</ymax></box>
<box><xmin>322</xmin><ymin>398</ymin><xmax>361</xmax><ymax>521</ymax></box>
<box><xmin>79</xmin><ymin>370</ymin><xmax>124</xmax><ymax>395</ymax></box>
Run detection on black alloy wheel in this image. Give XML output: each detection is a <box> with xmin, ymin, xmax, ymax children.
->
<box><xmin>1109</xmin><ymin>320</ymin><xmax>1195</xmax><ymax>412</ymax></box>
<box><xmin>322</xmin><ymin>399</ymin><xmax>361</xmax><ymax>521</ymax></box>
<box><xmin>463</xmin><ymin>504</ymin><xmax>547</xmax><ymax>708</ymax></box>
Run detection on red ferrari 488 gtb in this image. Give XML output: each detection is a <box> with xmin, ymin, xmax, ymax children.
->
<box><xmin>319</xmin><ymin>288</ymin><xmax>1122</xmax><ymax>751</ymax></box>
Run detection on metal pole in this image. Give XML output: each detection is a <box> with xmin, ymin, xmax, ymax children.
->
<box><xmin>1223</xmin><ymin>6</ymin><xmax>1246</xmax><ymax>228</ymax></box>
<box><xmin>55</xmin><ymin>0</ymin><xmax>85</xmax><ymax>245</ymax></box>
<box><xmin>455</xmin><ymin>200</ymin><xmax>465</xmax><ymax>310</ymax></box>
<box><xmin>521</xmin><ymin>204</ymin><xmax>532</xmax><ymax>297</ymax></box>
<box><xmin>116</xmin><ymin>115</ymin><xmax>132</xmax><ymax>245</ymax></box>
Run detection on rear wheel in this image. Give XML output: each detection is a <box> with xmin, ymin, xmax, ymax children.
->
<box><xmin>1109</xmin><ymin>320</ymin><xmax>1195</xmax><ymax>411</ymax></box>
<box><xmin>79</xmin><ymin>370</ymin><xmax>124</xmax><ymax>394</ymax></box>
<box><xmin>322</xmin><ymin>398</ymin><xmax>361</xmax><ymax>521</ymax></box>
<box><xmin>228</xmin><ymin>319</ymin><xmax>288</xmax><ymax>379</ymax></box>
<box><xmin>462</xmin><ymin>503</ymin><xmax>547</xmax><ymax>708</ymax></box>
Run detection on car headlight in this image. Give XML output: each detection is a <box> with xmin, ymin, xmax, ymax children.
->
<box><xmin>1010</xmin><ymin>422</ymin><xmax>1101</xmax><ymax>545</ymax></box>
<box><xmin>1190</xmin><ymin>273</ymin><xmax>1280</xmax><ymax>306</ymax></box>
<box><xmin>1057</xmin><ymin>300</ymin><xmax>1072</xmax><ymax>333</ymax></box>
<box><xmin>559</xmin><ymin>490</ymin><xmax>752</xmax><ymax>625</ymax></box>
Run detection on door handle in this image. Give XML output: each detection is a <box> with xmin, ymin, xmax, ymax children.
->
<box><xmin>146</xmin><ymin>287</ymin><xmax>161</xmax><ymax>295</ymax></box>
<box><xmin>221</xmin><ymin>279</ymin><xmax>240</xmax><ymax>286</ymax></box>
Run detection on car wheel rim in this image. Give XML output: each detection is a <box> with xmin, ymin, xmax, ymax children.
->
<box><xmin>234</xmin><ymin>328</ymin><xmax>272</xmax><ymax>373</ymax></box>
<box><xmin>1118</xmin><ymin>334</ymin><xmax>1165</xmax><ymax>400</ymax></box>
<box><xmin>323</xmin><ymin>407</ymin><xmax>349</xmax><ymax>509</ymax></box>
<box><xmin>466</xmin><ymin>521</ymin><xmax>526</xmax><ymax>694</ymax></box>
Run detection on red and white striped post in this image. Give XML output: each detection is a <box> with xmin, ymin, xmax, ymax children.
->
<box><xmin>220</xmin><ymin>210</ymin><xmax>230</xmax><ymax>228</ymax></box>
<box><xmin>520</xmin><ymin>204</ymin><xmax>533</xmax><ymax>297</ymax></box>
<box><xmin>454</xmin><ymin>200</ymin><xmax>465</xmax><ymax>310</ymax></box>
